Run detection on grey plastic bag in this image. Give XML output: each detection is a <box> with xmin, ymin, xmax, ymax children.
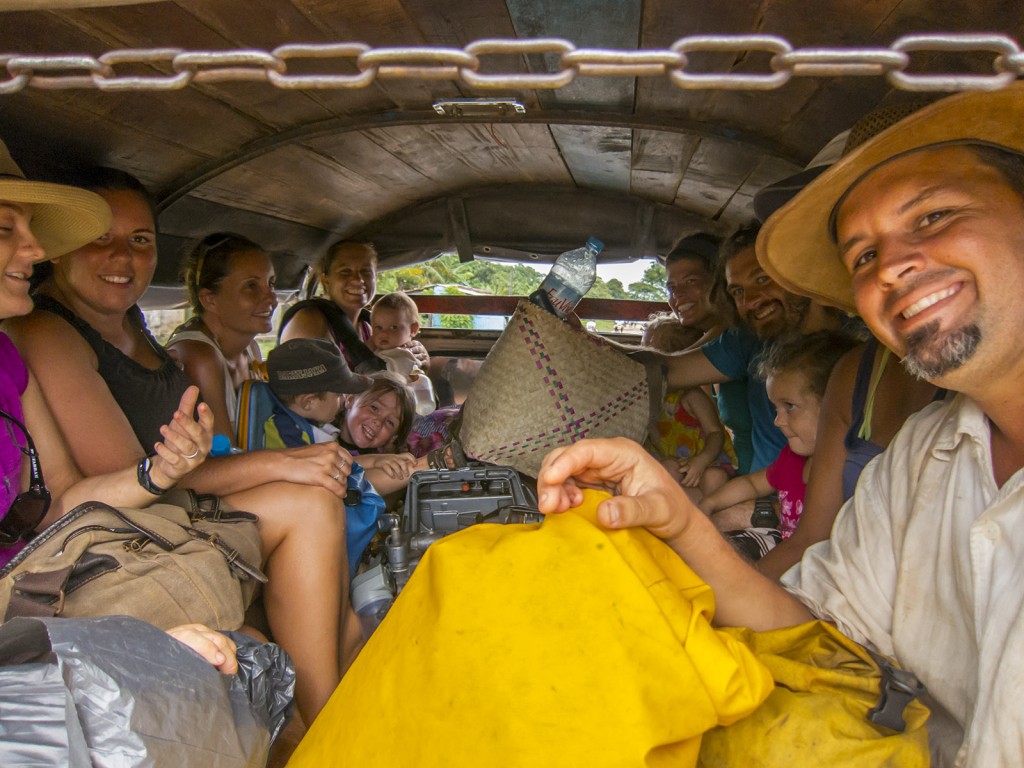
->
<box><xmin>0</xmin><ymin>615</ymin><xmax>295</xmax><ymax>767</ymax></box>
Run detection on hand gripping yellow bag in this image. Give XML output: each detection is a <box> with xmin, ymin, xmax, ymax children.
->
<box><xmin>698</xmin><ymin>621</ymin><xmax>931</xmax><ymax>767</ymax></box>
<box><xmin>288</xmin><ymin>489</ymin><xmax>773</xmax><ymax>768</ymax></box>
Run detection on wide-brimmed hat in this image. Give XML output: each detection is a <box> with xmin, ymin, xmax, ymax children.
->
<box><xmin>757</xmin><ymin>83</ymin><xmax>1024</xmax><ymax>313</ymax></box>
<box><xmin>267</xmin><ymin>338</ymin><xmax>371</xmax><ymax>396</ymax></box>
<box><xmin>0</xmin><ymin>140</ymin><xmax>111</xmax><ymax>259</ymax></box>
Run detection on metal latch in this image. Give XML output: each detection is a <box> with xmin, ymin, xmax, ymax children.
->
<box><xmin>867</xmin><ymin>653</ymin><xmax>927</xmax><ymax>732</ymax></box>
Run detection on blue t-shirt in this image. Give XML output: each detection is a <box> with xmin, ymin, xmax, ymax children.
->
<box><xmin>715</xmin><ymin>378</ymin><xmax>753</xmax><ymax>475</ymax></box>
<box><xmin>700</xmin><ymin>328</ymin><xmax>786</xmax><ymax>473</ymax></box>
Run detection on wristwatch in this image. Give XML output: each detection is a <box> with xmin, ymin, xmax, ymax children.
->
<box><xmin>750</xmin><ymin>496</ymin><xmax>779</xmax><ymax>529</ymax></box>
<box><xmin>137</xmin><ymin>454</ymin><xmax>170</xmax><ymax>496</ymax></box>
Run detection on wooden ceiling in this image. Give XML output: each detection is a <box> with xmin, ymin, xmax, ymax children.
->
<box><xmin>2</xmin><ymin>0</ymin><xmax>1022</xmax><ymax>286</ymax></box>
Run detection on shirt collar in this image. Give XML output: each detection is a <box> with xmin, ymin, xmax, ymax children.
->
<box><xmin>932</xmin><ymin>393</ymin><xmax>990</xmax><ymax>459</ymax></box>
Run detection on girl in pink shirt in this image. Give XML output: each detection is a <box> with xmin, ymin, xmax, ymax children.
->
<box><xmin>699</xmin><ymin>331</ymin><xmax>856</xmax><ymax>541</ymax></box>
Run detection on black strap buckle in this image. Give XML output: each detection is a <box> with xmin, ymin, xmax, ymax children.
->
<box><xmin>867</xmin><ymin>653</ymin><xmax>927</xmax><ymax>732</ymax></box>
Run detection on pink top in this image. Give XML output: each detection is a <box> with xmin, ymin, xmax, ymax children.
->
<box><xmin>765</xmin><ymin>445</ymin><xmax>808</xmax><ymax>540</ymax></box>
<box><xmin>0</xmin><ymin>332</ymin><xmax>30</xmax><ymax>567</ymax></box>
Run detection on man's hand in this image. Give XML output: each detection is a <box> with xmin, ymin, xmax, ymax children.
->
<box><xmin>400</xmin><ymin>339</ymin><xmax>430</xmax><ymax>366</ymax></box>
<box><xmin>536</xmin><ymin>437</ymin><xmax>703</xmax><ymax>542</ymax></box>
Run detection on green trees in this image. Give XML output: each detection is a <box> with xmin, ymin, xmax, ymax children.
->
<box><xmin>625</xmin><ymin>263</ymin><xmax>668</xmax><ymax>302</ymax></box>
<box><xmin>376</xmin><ymin>251</ymin><xmax>666</xmax><ymax>302</ymax></box>
<box><xmin>376</xmin><ymin>253</ymin><xmax>543</xmax><ymax>296</ymax></box>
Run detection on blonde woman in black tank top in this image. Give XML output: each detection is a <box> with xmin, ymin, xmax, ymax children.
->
<box><xmin>7</xmin><ymin>169</ymin><xmax>359</xmax><ymax>725</ymax></box>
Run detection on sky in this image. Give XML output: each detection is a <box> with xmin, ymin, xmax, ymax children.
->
<box><xmin>597</xmin><ymin>258</ymin><xmax>659</xmax><ymax>287</ymax></box>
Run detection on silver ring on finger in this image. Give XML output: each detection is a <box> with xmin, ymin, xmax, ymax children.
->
<box><xmin>331</xmin><ymin>472</ymin><xmax>340</xmax><ymax>481</ymax></box>
<box><xmin>184</xmin><ymin>446</ymin><xmax>200</xmax><ymax>459</ymax></box>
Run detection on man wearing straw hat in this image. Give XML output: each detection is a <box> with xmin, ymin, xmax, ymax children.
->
<box><xmin>537</xmin><ymin>83</ymin><xmax>1024</xmax><ymax>765</ymax></box>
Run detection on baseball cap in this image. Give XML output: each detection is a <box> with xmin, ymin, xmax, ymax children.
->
<box><xmin>267</xmin><ymin>338</ymin><xmax>371</xmax><ymax>396</ymax></box>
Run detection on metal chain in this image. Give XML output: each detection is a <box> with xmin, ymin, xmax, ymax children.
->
<box><xmin>2</xmin><ymin>32</ymin><xmax>1021</xmax><ymax>96</ymax></box>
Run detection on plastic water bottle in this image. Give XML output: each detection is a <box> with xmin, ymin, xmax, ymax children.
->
<box><xmin>210</xmin><ymin>434</ymin><xmax>243</xmax><ymax>456</ymax></box>
<box><xmin>528</xmin><ymin>236</ymin><xmax>604</xmax><ymax>318</ymax></box>
<box><xmin>411</xmin><ymin>375</ymin><xmax>436</xmax><ymax>417</ymax></box>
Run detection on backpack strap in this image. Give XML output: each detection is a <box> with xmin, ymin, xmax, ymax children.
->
<box><xmin>278</xmin><ymin>298</ymin><xmax>385</xmax><ymax>373</ymax></box>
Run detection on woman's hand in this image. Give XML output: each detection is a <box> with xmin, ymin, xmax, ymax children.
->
<box><xmin>166</xmin><ymin>623</ymin><xmax>238</xmax><ymax>674</ymax></box>
<box><xmin>536</xmin><ymin>437</ymin><xmax>702</xmax><ymax>542</ymax></box>
<box><xmin>150</xmin><ymin>386</ymin><xmax>213</xmax><ymax>488</ymax></box>
<box><xmin>400</xmin><ymin>339</ymin><xmax>430</xmax><ymax>367</ymax></box>
<box><xmin>278</xmin><ymin>442</ymin><xmax>354</xmax><ymax>497</ymax></box>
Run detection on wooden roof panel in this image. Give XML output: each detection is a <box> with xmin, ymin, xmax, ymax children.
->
<box><xmin>630</xmin><ymin>130</ymin><xmax>702</xmax><ymax>205</ymax></box>
<box><xmin>673</xmin><ymin>138</ymin><xmax>763</xmax><ymax>220</ymax></box>
<box><xmin>549</xmin><ymin>124</ymin><xmax>632</xmax><ymax>193</ymax></box>
<box><xmin>0</xmin><ymin>89</ymin><xmax>207</xmax><ymax>189</ymax></box>
<box><xmin>187</xmin><ymin>144</ymin><xmax>393</xmax><ymax>230</ymax></box>
<box><xmin>506</xmin><ymin>0</ymin><xmax>641</xmax><ymax>113</ymax></box>
<box><xmin>717</xmin><ymin>154</ymin><xmax>801</xmax><ymax>226</ymax></box>
<box><xmin>52</xmin><ymin>1</ymin><xmax>390</xmax><ymax>129</ymax></box>
<box><xmin>411</xmin><ymin>123</ymin><xmax>569</xmax><ymax>182</ymax></box>
<box><xmin>633</xmin><ymin>0</ymin><xmax>765</xmax><ymax>122</ymax></box>
<box><xmin>305</xmin><ymin>131</ymin><xmax>435</xmax><ymax>193</ymax></box>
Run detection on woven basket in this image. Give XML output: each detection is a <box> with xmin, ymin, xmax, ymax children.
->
<box><xmin>460</xmin><ymin>301</ymin><xmax>654</xmax><ymax>477</ymax></box>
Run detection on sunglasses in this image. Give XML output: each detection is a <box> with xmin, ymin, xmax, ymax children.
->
<box><xmin>193</xmin><ymin>233</ymin><xmax>238</xmax><ymax>289</ymax></box>
<box><xmin>0</xmin><ymin>408</ymin><xmax>51</xmax><ymax>547</ymax></box>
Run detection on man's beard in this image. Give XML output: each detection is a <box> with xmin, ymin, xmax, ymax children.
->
<box><xmin>748</xmin><ymin>295</ymin><xmax>810</xmax><ymax>340</ymax></box>
<box><xmin>900</xmin><ymin>321</ymin><xmax>981</xmax><ymax>379</ymax></box>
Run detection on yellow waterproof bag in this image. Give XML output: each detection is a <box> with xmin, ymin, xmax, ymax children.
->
<box><xmin>289</xmin><ymin>489</ymin><xmax>773</xmax><ymax>767</ymax></box>
<box><xmin>698</xmin><ymin>621</ymin><xmax>931</xmax><ymax>766</ymax></box>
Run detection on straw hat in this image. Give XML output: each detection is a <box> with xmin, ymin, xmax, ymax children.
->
<box><xmin>0</xmin><ymin>139</ymin><xmax>111</xmax><ymax>259</ymax></box>
<box><xmin>757</xmin><ymin>83</ymin><xmax>1024</xmax><ymax>313</ymax></box>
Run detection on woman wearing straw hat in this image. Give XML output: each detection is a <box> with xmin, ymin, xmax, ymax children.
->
<box><xmin>7</xmin><ymin>167</ymin><xmax>357</xmax><ymax>724</ymax></box>
<box><xmin>537</xmin><ymin>83</ymin><xmax>1024</xmax><ymax>765</ymax></box>
<box><xmin>0</xmin><ymin>140</ymin><xmax>238</xmax><ymax>673</ymax></box>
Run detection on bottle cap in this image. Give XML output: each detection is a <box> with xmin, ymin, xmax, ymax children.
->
<box><xmin>586</xmin><ymin>236</ymin><xmax>605</xmax><ymax>252</ymax></box>
<box><xmin>210</xmin><ymin>433</ymin><xmax>233</xmax><ymax>456</ymax></box>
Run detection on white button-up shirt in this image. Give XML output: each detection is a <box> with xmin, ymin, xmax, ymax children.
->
<box><xmin>783</xmin><ymin>394</ymin><xmax>1024</xmax><ymax>767</ymax></box>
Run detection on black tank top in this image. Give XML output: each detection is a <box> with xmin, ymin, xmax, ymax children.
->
<box><xmin>35</xmin><ymin>295</ymin><xmax>192</xmax><ymax>450</ymax></box>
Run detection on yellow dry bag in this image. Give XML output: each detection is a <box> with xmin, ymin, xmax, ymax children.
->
<box><xmin>289</xmin><ymin>489</ymin><xmax>773</xmax><ymax>767</ymax></box>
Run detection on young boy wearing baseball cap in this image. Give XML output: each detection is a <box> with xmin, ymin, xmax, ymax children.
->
<box><xmin>264</xmin><ymin>338</ymin><xmax>370</xmax><ymax>449</ymax></box>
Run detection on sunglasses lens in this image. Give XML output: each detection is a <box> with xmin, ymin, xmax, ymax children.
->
<box><xmin>0</xmin><ymin>491</ymin><xmax>50</xmax><ymax>545</ymax></box>
<box><xmin>0</xmin><ymin>409</ymin><xmax>52</xmax><ymax>547</ymax></box>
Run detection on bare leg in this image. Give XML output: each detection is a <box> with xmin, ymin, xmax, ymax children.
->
<box><xmin>340</xmin><ymin>605</ymin><xmax>366</xmax><ymax>675</ymax></box>
<box><xmin>710</xmin><ymin>499</ymin><xmax>756</xmax><ymax>532</ymax></box>
<box><xmin>699</xmin><ymin>467</ymin><xmax>730</xmax><ymax>497</ymax></box>
<box><xmin>682</xmin><ymin>486</ymin><xmax>704</xmax><ymax>505</ymax></box>
<box><xmin>226</xmin><ymin>483</ymin><xmax>347</xmax><ymax>724</ymax></box>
